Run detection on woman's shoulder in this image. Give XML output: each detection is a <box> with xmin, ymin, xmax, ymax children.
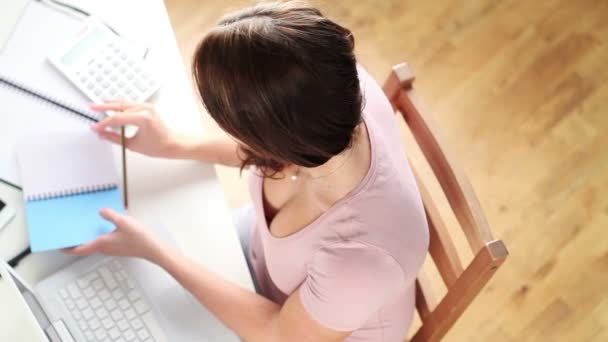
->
<box><xmin>314</xmin><ymin>197</ymin><xmax>429</xmax><ymax>277</ymax></box>
<box><xmin>299</xmin><ymin>239</ymin><xmax>408</xmax><ymax>331</ymax></box>
<box><xmin>307</xmin><ymin>239</ymin><xmax>407</xmax><ymax>292</ymax></box>
<box><xmin>318</xmin><ymin>182</ymin><xmax>429</xmax><ymax>280</ymax></box>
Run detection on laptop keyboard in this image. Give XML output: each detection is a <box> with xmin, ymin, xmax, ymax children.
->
<box><xmin>58</xmin><ymin>260</ymin><xmax>160</xmax><ymax>342</ymax></box>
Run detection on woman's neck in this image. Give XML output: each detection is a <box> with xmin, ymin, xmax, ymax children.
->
<box><xmin>290</xmin><ymin>123</ymin><xmax>366</xmax><ymax>181</ymax></box>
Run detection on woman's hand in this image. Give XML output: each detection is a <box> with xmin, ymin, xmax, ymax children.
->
<box><xmin>65</xmin><ymin>208</ymin><xmax>165</xmax><ymax>263</ymax></box>
<box><xmin>91</xmin><ymin>101</ymin><xmax>179</xmax><ymax>158</ymax></box>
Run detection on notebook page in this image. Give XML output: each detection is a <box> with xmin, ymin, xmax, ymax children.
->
<box><xmin>0</xmin><ymin>82</ymin><xmax>92</xmax><ymax>186</ymax></box>
<box><xmin>16</xmin><ymin>131</ymin><xmax>119</xmax><ymax>200</ymax></box>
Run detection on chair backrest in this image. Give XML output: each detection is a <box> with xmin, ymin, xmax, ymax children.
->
<box><xmin>382</xmin><ymin>63</ymin><xmax>509</xmax><ymax>342</ymax></box>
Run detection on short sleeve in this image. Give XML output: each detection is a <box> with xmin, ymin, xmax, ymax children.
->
<box><xmin>299</xmin><ymin>241</ymin><xmax>406</xmax><ymax>331</ymax></box>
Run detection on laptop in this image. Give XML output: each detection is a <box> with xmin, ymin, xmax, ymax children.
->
<box><xmin>0</xmin><ymin>0</ymin><xmax>30</xmax><ymax>52</ymax></box>
<box><xmin>0</xmin><ymin>235</ymin><xmax>237</xmax><ymax>341</ymax></box>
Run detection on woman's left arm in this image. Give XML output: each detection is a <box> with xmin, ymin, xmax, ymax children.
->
<box><xmin>154</xmin><ymin>245</ymin><xmax>350</xmax><ymax>342</ymax></box>
<box><xmin>67</xmin><ymin>209</ymin><xmax>351</xmax><ymax>342</ymax></box>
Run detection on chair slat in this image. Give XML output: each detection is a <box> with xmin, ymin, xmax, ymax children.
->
<box><xmin>410</xmin><ymin>240</ymin><xmax>508</xmax><ymax>342</ymax></box>
<box><xmin>415</xmin><ymin>270</ymin><xmax>438</xmax><ymax>321</ymax></box>
<box><xmin>411</xmin><ymin>167</ymin><xmax>464</xmax><ymax>286</ymax></box>
<box><xmin>395</xmin><ymin>89</ymin><xmax>492</xmax><ymax>252</ymax></box>
<box><xmin>382</xmin><ymin>63</ymin><xmax>415</xmax><ymax>108</ymax></box>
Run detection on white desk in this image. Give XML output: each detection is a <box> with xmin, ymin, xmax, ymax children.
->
<box><xmin>0</xmin><ymin>0</ymin><xmax>253</xmax><ymax>340</ymax></box>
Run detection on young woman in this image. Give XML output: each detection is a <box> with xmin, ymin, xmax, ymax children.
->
<box><xmin>70</xmin><ymin>2</ymin><xmax>429</xmax><ymax>341</ymax></box>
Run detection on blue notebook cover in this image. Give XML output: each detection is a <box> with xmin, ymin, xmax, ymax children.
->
<box><xmin>26</xmin><ymin>188</ymin><xmax>124</xmax><ymax>252</ymax></box>
<box><xmin>17</xmin><ymin>131</ymin><xmax>124</xmax><ymax>253</ymax></box>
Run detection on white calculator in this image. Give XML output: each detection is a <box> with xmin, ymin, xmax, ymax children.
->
<box><xmin>49</xmin><ymin>21</ymin><xmax>161</xmax><ymax>136</ymax></box>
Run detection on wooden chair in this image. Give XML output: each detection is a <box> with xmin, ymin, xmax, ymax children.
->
<box><xmin>382</xmin><ymin>63</ymin><xmax>509</xmax><ymax>342</ymax></box>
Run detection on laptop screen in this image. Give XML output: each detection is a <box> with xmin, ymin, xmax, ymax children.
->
<box><xmin>0</xmin><ymin>261</ymin><xmax>50</xmax><ymax>340</ymax></box>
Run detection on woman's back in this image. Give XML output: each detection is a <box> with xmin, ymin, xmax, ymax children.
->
<box><xmin>248</xmin><ymin>65</ymin><xmax>429</xmax><ymax>341</ymax></box>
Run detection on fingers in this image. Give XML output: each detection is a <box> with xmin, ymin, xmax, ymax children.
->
<box><xmin>100</xmin><ymin>207</ymin><xmax>120</xmax><ymax>223</ymax></box>
<box><xmin>96</xmin><ymin>131</ymin><xmax>138</xmax><ymax>151</ymax></box>
<box><xmin>64</xmin><ymin>240</ymin><xmax>102</xmax><ymax>256</ymax></box>
<box><xmin>92</xmin><ymin>112</ymin><xmax>149</xmax><ymax>133</ymax></box>
<box><xmin>90</xmin><ymin>101</ymin><xmax>136</xmax><ymax>112</ymax></box>
<box><xmin>100</xmin><ymin>208</ymin><xmax>129</xmax><ymax>229</ymax></box>
<box><xmin>96</xmin><ymin>130</ymin><xmax>123</xmax><ymax>145</ymax></box>
<box><xmin>90</xmin><ymin>101</ymin><xmax>153</xmax><ymax>112</ymax></box>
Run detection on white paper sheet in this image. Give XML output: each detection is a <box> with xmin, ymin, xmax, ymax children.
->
<box><xmin>16</xmin><ymin>130</ymin><xmax>118</xmax><ymax>200</ymax></box>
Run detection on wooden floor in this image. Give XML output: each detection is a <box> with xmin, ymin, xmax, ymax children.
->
<box><xmin>164</xmin><ymin>0</ymin><xmax>608</xmax><ymax>341</ymax></box>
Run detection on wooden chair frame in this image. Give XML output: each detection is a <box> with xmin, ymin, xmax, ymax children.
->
<box><xmin>382</xmin><ymin>63</ymin><xmax>509</xmax><ymax>342</ymax></box>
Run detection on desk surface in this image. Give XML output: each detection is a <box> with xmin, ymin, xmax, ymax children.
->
<box><xmin>0</xmin><ymin>0</ymin><xmax>253</xmax><ymax>340</ymax></box>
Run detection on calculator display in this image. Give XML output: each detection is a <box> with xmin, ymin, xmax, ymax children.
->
<box><xmin>61</xmin><ymin>26</ymin><xmax>107</xmax><ymax>66</ymax></box>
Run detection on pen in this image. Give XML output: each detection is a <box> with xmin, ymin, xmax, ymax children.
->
<box><xmin>121</xmin><ymin>126</ymin><xmax>129</xmax><ymax>209</ymax></box>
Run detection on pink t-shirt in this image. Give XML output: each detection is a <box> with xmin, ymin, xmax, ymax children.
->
<box><xmin>248</xmin><ymin>66</ymin><xmax>429</xmax><ymax>341</ymax></box>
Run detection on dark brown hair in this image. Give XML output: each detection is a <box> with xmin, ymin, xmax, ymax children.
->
<box><xmin>192</xmin><ymin>1</ymin><xmax>362</xmax><ymax>175</ymax></box>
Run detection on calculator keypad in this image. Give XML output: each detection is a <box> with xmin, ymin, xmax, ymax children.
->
<box><xmin>73</xmin><ymin>42</ymin><xmax>159</xmax><ymax>103</ymax></box>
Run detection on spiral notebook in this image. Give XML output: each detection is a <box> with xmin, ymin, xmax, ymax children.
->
<box><xmin>17</xmin><ymin>131</ymin><xmax>123</xmax><ymax>252</ymax></box>
<box><xmin>0</xmin><ymin>75</ymin><xmax>102</xmax><ymax>187</ymax></box>
<box><xmin>0</xmin><ymin>0</ymin><xmax>103</xmax><ymax>187</ymax></box>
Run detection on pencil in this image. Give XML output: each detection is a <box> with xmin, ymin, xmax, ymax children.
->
<box><xmin>121</xmin><ymin>126</ymin><xmax>129</xmax><ymax>209</ymax></box>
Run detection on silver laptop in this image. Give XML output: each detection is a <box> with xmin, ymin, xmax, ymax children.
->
<box><xmin>0</xmin><ymin>249</ymin><xmax>237</xmax><ymax>341</ymax></box>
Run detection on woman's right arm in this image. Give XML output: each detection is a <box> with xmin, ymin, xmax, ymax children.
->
<box><xmin>91</xmin><ymin>102</ymin><xmax>242</xmax><ymax>167</ymax></box>
<box><xmin>171</xmin><ymin>134</ymin><xmax>241</xmax><ymax>166</ymax></box>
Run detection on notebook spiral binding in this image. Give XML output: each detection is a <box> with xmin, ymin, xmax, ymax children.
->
<box><xmin>27</xmin><ymin>183</ymin><xmax>118</xmax><ymax>201</ymax></box>
<box><xmin>0</xmin><ymin>74</ymin><xmax>103</xmax><ymax>123</ymax></box>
